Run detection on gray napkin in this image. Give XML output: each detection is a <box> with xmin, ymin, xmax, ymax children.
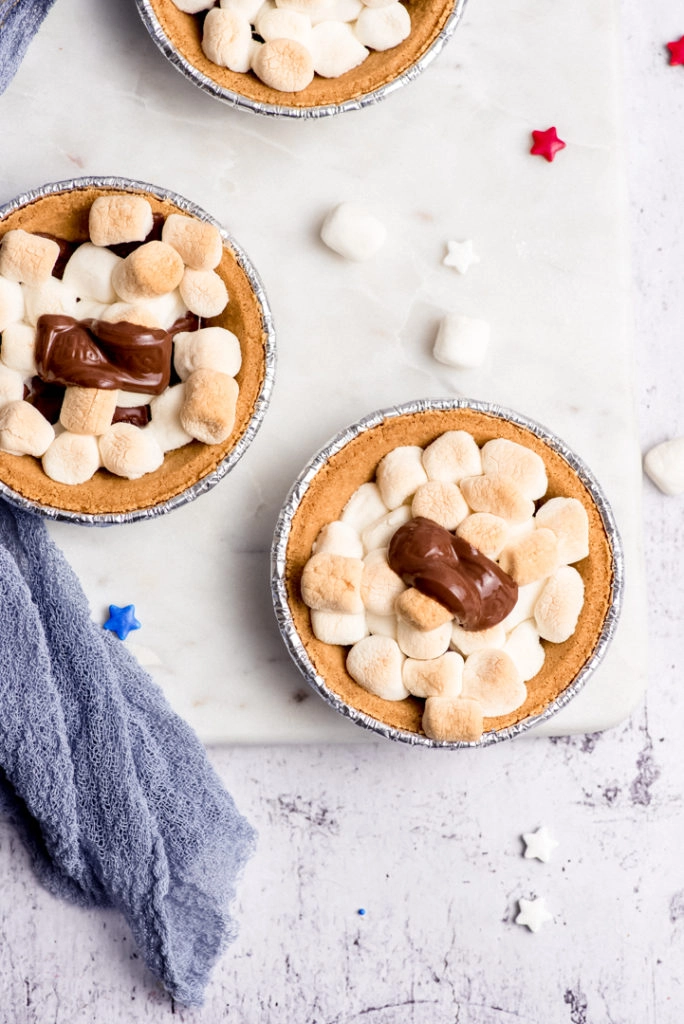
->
<box><xmin>0</xmin><ymin>0</ymin><xmax>57</xmax><ymax>96</ymax></box>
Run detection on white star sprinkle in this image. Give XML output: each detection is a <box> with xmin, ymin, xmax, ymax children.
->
<box><xmin>515</xmin><ymin>897</ymin><xmax>553</xmax><ymax>933</ymax></box>
<box><xmin>443</xmin><ymin>239</ymin><xmax>480</xmax><ymax>274</ymax></box>
<box><xmin>522</xmin><ymin>826</ymin><xmax>559</xmax><ymax>863</ymax></box>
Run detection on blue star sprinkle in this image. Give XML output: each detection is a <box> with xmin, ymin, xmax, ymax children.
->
<box><xmin>103</xmin><ymin>604</ymin><xmax>141</xmax><ymax>641</ymax></box>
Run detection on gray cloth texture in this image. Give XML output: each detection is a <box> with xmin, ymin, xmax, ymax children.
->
<box><xmin>0</xmin><ymin>499</ymin><xmax>256</xmax><ymax>1006</ymax></box>
<box><xmin>0</xmin><ymin>0</ymin><xmax>57</xmax><ymax>96</ymax></box>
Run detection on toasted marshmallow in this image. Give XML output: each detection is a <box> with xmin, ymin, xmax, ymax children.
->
<box><xmin>376</xmin><ymin>445</ymin><xmax>428</xmax><ymax>509</ymax></box>
<box><xmin>301</xmin><ymin>551</ymin><xmax>365</xmax><ymax>614</ymax></box>
<box><xmin>0</xmin><ymin>322</ymin><xmax>37</xmax><ymax>377</ymax></box>
<box><xmin>179</xmin><ymin>268</ymin><xmax>229</xmax><ymax>319</ymax></box>
<box><xmin>99</xmin><ymin>422</ymin><xmax>165</xmax><ymax>480</ymax></box>
<box><xmin>481</xmin><ymin>438</ymin><xmax>548</xmax><ymax>501</ymax></box>
<box><xmin>0</xmin><ymin>363</ymin><xmax>25</xmax><ymax>408</ymax></box>
<box><xmin>161</xmin><ymin>214</ymin><xmax>223</xmax><ymax>272</ymax></box>
<box><xmin>173</xmin><ymin>327</ymin><xmax>241</xmax><ymax>381</ymax></box>
<box><xmin>360</xmin><ymin>505</ymin><xmax>411</xmax><ymax>553</ymax></box>
<box><xmin>534</xmin><ymin>496</ymin><xmax>589</xmax><ymax>564</ymax></box>
<box><xmin>311</xmin><ymin>22</ymin><xmax>369</xmax><ymax>77</ymax></box>
<box><xmin>456</xmin><ymin>512</ymin><xmax>509</xmax><ymax>560</ymax></box>
<box><xmin>499</xmin><ymin>578</ymin><xmax>547</xmax><ymax>633</ymax></box>
<box><xmin>202</xmin><ymin>8</ymin><xmax>253</xmax><ymax>72</ymax></box>
<box><xmin>0</xmin><ymin>400</ymin><xmax>54</xmax><ymax>457</ymax></box>
<box><xmin>498</xmin><ymin>527</ymin><xmax>559</xmax><ymax>586</ymax></box>
<box><xmin>220</xmin><ymin>0</ymin><xmax>264</xmax><ymax>18</ymax></box>
<box><xmin>62</xmin><ymin>243</ymin><xmax>122</xmax><ymax>304</ymax></box>
<box><xmin>22</xmin><ymin>277</ymin><xmax>77</xmax><ymax>326</ymax></box>
<box><xmin>42</xmin><ymin>431</ymin><xmax>101</xmax><ymax>485</ymax></box>
<box><xmin>450</xmin><ymin>621</ymin><xmax>506</xmax><ymax>657</ymax></box>
<box><xmin>503</xmin><ymin>620</ymin><xmax>545</xmax><ymax>682</ymax></box>
<box><xmin>432</xmin><ymin>313</ymin><xmax>490</xmax><ymax>369</ymax></box>
<box><xmin>102</xmin><ymin>303</ymin><xmax>162</xmax><ymax>329</ymax></box>
<box><xmin>459</xmin><ymin>474</ymin><xmax>534</xmax><ymax>523</ymax></box>
<box><xmin>60</xmin><ymin>387</ymin><xmax>118</xmax><ymax>436</ymax></box>
<box><xmin>313</xmin><ymin>520</ymin><xmax>364</xmax><ymax>559</ymax></box>
<box><xmin>534</xmin><ymin>566</ymin><xmax>585</xmax><ymax>643</ymax></box>
<box><xmin>256</xmin><ymin>6</ymin><xmax>313</xmax><ymax>45</ymax></box>
<box><xmin>403</xmin><ymin>651</ymin><xmax>464</xmax><ymax>699</ymax></box>
<box><xmin>252</xmin><ymin>38</ymin><xmax>315</xmax><ymax>92</ymax></box>
<box><xmin>147</xmin><ymin>384</ymin><xmax>194</xmax><ymax>452</ymax></box>
<box><xmin>366</xmin><ymin>611</ymin><xmax>398</xmax><ymax>638</ymax></box>
<box><xmin>341</xmin><ymin>482</ymin><xmax>388</xmax><ymax>532</ymax></box>
<box><xmin>644</xmin><ymin>437</ymin><xmax>684</xmax><ymax>495</ymax></box>
<box><xmin>411</xmin><ymin>480</ymin><xmax>469</xmax><ymax>530</ymax></box>
<box><xmin>354</xmin><ymin>1</ymin><xmax>410</xmax><ymax>50</ymax></box>
<box><xmin>116</xmin><ymin>391</ymin><xmax>154</xmax><ymax>408</ymax></box>
<box><xmin>0</xmin><ymin>230</ymin><xmax>59</xmax><ymax>285</ymax></box>
<box><xmin>320</xmin><ymin>202</ymin><xmax>386</xmax><ymax>262</ymax></box>
<box><xmin>310</xmin><ymin>609</ymin><xmax>368</xmax><ymax>645</ymax></box>
<box><xmin>89</xmin><ymin>195</ymin><xmax>154</xmax><ymax>247</ymax></box>
<box><xmin>396</xmin><ymin>617</ymin><xmax>452</xmax><ymax>660</ymax></box>
<box><xmin>422</xmin><ymin>696</ymin><xmax>484</xmax><ymax>743</ymax></box>
<box><xmin>179</xmin><ymin>369</ymin><xmax>238</xmax><ymax>445</ymax></box>
<box><xmin>461</xmin><ymin>649</ymin><xmax>526</xmax><ymax>717</ymax></box>
<box><xmin>395</xmin><ymin>587</ymin><xmax>453</xmax><ymax>632</ymax></box>
<box><xmin>113</xmin><ymin>242</ymin><xmax>185</xmax><ymax>303</ymax></box>
<box><xmin>346</xmin><ymin>634</ymin><xmax>408</xmax><ymax>700</ymax></box>
<box><xmin>422</xmin><ymin>430</ymin><xmax>482</xmax><ymax>483</ymax></box>
<box><xmin>360</xmin><ymin>548</ymin><xmax>406</xmax><ymax>616</ymax></box>
<box><xmin>0</xmin><ymin>277</ymin><xmax>26</xmax><ymax>331</ymax></box>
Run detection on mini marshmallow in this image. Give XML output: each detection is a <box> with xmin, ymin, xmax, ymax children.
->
<box><xmin>461</xmin><ymin>649</ymin><xmax>526</xmax><ymax>717</ymax></box>
<box><xmin>252</xmin><ymin>38</ymin><xmax>315</xmax><ymax>92</ymax></box>
<box><xmin>500</xmin><ymin>578</ymin><xmax>547</xmax><ymax>633</ymax></box>
<box><xmin>498</xmin><ymin>527</ymin><xmax>559</xmax><ymax>586</ymax></box>
<box><xmin>360</xmin><ymin>548</ymin><xmax>406</xmax><ymax>616</ymax></box>
<box><xmin>320</xmin><ymin>203</ymin><xmax>386</xmax><ymax>262</ymax></box>
<box><xmin>326</xmin><ymin>0</ymin><xmax>363</xmax><ymax>19</ymax></box>
<box><xmin>180</xmin><ymin>369</ymin><xmax>238</xmax><ymax>445</ymax></box>
<box><xmin>0</xmin><ymin>363</ymin><xmax>25</xmax><ymax>408</ymax></box>
<box><xmin>173</xmin><ymin>327</ymin><xmax>242</xmax><ymax>381</ymax></box>
<box><xmin>376</xmin><ymin>445</ymin><xmax>428</xmax><ymax>509</ymax></box>
<box><xmin>202</xmin><ymin>9</ymin><xmax>253</xmax><ymax>73</ymax></box>
<box><xmin>366</xmin><ymin>611</ymin><xmax>398</xmax><ymax>639</ymax></box>
<box><xmin>60</xmin><ymin>387</ymin><xmax>119</xmax><ymax>436</ymax></box>
<box><xmin>42</xmin><ymin>431</ymin><xmax>101</xmax><ymax>485</ymax></box>
<box><xmin>0</xmin><ymin>400</ymin><xmax>54</xmax><ymax>456</ymax></box>
<box><xmin>0</xmin><ymin>276</ymin><xmax>26</xmax><ymax>330</ymax></box>
<box><xmin>422</xmin><ymin>696</ymin><xmax>484</xmax><ymax>743</ymax></box>
<box><xmin>459</xmin><ymin>474</ymin><xmax>534</xmax><ymax>523</ymax></box>
<box><xmin>313</xmin><ymin>520</ymin><xmax>364</xmax><ymax>559</ymax></box>
<box><xmin>311</xmin><ymin>22</ymin><xmax>369</xmax><ymax>77</ymax></box>
<box><xmin>22</xmin><ymin>277</ymin><xmax>77</xmax><ymax>326</ymax></box>
<box><xmin>89</xmin><ymin>195</ymin><xmax>154</xmax><ymax>248</ymax></box>
<box><xmin>450</xmin><ymin>620</ymin><xmax>506</xmax><ymax>657</ymax></box>
<box><xmin>534</xmin><ymin>496</ymin><xmax>589</xmax><ymax>564</ymax></box>
<box><xmin>103</xmin><ymin>303</ymin><xmax>162</xmax><ymax>329</ymax></box>
<box><xmin>644</xmin><ymin>437</ymin><xmax>684</xmax><ymax>495</ymax></box>
<box><xmin>136</xmin><ymin>289</ymin><xmax>188</xmax><ymax>330</ymax></box>
<box><xmin>112</xmin><ymin>242</ymin><xmax>185</xmax><ymax>303</ymax></box>
<box><xmin>503</xmin><ymin>620</ymin><xmax>545</xmax><ymax>682</ymax></box>
<box><xmin>220</xmin><ymin>0</ymin><xmax>264</xmax><ymax>18</ymax></box>
<box><xmin>340</xmin><ymin>482</ymin><xmax>388</xmax><ymax>532</ymax></box>
<box><xmin>161</xmin><ymin>214</ymin><xmax>223</xmax><ymax>272</ymax></box>
<box><xmin>179</xmin><ymin>268</ymin><xmax>229</xmax><ymax>319</ymax></box>
<box><xmin>422</xmin><ymin>430</ymin><xmax>482</xmax><ymax>483</ymax></box>
<box><xmin>99</xmin><ymin>422</ymin><xmax>165</xmax><ymax>480</ymax></box>
<box><xmin>396</xmin><ymin>617</ymin><xmax>452</xmax><ymax>660</ymax></box>
<box><xmin>0</xmin><ymin>230</ymin><xmax>59</xmax><ymax>285</ymax></box>
<box><xmin>147</xmin><ymin>383</ymin><xmax>194</xmax><ymax>452</ymax></box>
<box><xmin>310</xmin><ymin>609</ymin><xmax>368</xmax><ymax>645</ymax></box>
<box><xmin>256</xmin><ymin>6</ymin><xmax>313</xmax><ymax>45</ymax></box>
<box><xmin>395</xmin><ymin>587</ymin><xmax>453</xmax><ymax>632</ymax></box>
<box><xmin>411</xmin><ymin>480</ymin><xmax>469</xmax><ymax>530</ymax></box>
<box><xmin>275</xmin><ymin>0</ymin><xmax>336</xmax><ymax>21</ymax></box>
<box><xmin>360</xmin><ymin>0</ymin><xmax>395</xmax><ymax>8</ymax></box>
<box><xmin>403</xmin><ymin>651</ymin><xmax>464</xmax><ymax>699</ymax></box>
<box><xmin>456</xmin><ymin>512</ymin><xmax>509</xmax><ymax>560</ymax></box>
<box><xmin>354</xmin><ymin>1</ymin><xmax>410</xmax><ymax>50</ymax></box>
<box><xmin>346</xmin><ymin>634</ymin><xmax>408</xmax><ymax>701</ymax></box>
<box><xmin>62</xmin><ymin>243</ymin><xmax>122</xmax><ymax>304</ymax></box>
<box><xmin>481</xmin><ymin>438</ymin><xmax>548</xmax><ymax>501</ymax></box>
<box><xmin>0</xmin><ymin>322</ymin><xmax>37</xmax><ymax>377</ymax></box>
<box><xmin>116</xmin><ymin>391</ymin><xmax>155</xmax><ymax>408</ymax></box>
<box><xmin>75</xmin><ymin>299</ymin><xmax>111</xmax><ymax>321</ymax></box>
<box><xmin>360</xmin><ymin>505</ymin><xmax>411</xmax><ymax>553</ymax></box>
<box><xmin>534</xmin><ymin>566</ymin><xmax>585</xmax><ymax>644</ymax></box>
<box><xmin>174</xmin><ymin>0</ymin><xmax>214</xmax><ymax>11</ymax></box>
<box><xmin>301</xmin><ymin>551</ymin><xmax>365</xmax><ymax>614</ymax></box>
<box><xmin>432</xmin><ymin>313</ymin><xmax>490</xmax><ymax>369</ymax></box>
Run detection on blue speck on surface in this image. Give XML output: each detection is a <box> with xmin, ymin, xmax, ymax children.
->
<box><xmin>357</xmin><ymin>908</ymin><xmax>366</xmax><ymax>916</ymax></box>
<box><xmin>103</xmin><ymin>604</ymin><xmax>141</xmax><ymax>641</ymax></box>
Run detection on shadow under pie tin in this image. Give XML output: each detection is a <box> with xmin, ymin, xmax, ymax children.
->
<box><xmin>0</xmin><ymin>176</ymin><xmax>276</xmax><ymax>525</ymax></box>
<box><xmin>271</xmin><ymin>399</ymin><xmax>624</xmax><ymax>748</ymax></box>
<box><xmin>136</xmin><ymin>0</ymin><xmax>468</xmax><ymax>118</ymax></box>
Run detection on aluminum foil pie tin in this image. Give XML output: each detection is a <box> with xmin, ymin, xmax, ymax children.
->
<box><xmin>271</xmin><ymin>398</ymin><xmax>624</xmax><ymax>748</ymax></box>
<box><xmin>135</xmin><ymin>0</ymin><xmax>469</xmax><ymax>119</ymax></box>
<box><xmin>0</xmin><ymin>176</ymin><xmax>276</xmax><ymax>525</ymax></box>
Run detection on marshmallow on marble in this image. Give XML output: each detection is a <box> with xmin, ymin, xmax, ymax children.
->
<box><xmin>422</xmin><ymin>430</ymin><xmax>482</xmax><ymax>483</ymax></box>
<box><xmin>113</xmin><ymin>242</ymin><xmax>185</xmax><ymax>303</ymax></box>
<box><xmin>534</xmin><ymin>566</ymin><xmax>584</xmax><ymax>644</ymax></box>
<box><xmin>179</xmin><ymin>268</ymin><xmax>229</xmax><ymax>319</ymax></box>
<box><xmin>459</xmin><ymin>474</ymin><xmax>534</xmax><ymax>523</ymax></box>
<box><xmin>0</xmin><ymin>322</ymin><xmax>37</xmax><ymax>377</ymax></box>
<box><xmin>411</xmin><ymin>480</ymin><xmax>469</xmax><ymax>530</ymax></box>
<box><xmin>456</xmin><ymin>512</ymin><xmax>509</xmax><ymax>560</ymax></box>
<box><xmin>360</xmin><ymin>547</ymin><xmax>406</xmax><ymax>616</ymax></box>
<box><xmin>22</xmin><ymin>277</ymin><xmax>77</xmax><ymax>326</ymax></box>
<box><xmin>180</xmin><ymin>369</ymin><xmax>238</xmax><ymax>445</ymax></box>
<box><xmin>360</xmin><ymin>505</ymin><xmax>411</xmax><ymax>553</ymax></box>
<box><xmin>461</xmin><ymin>649</ymin><xmax>526</xmax><ymax>717</ymax></box>
<box><xmin>395</xmin><ymin>587</ymin><xmax>453</xmax><ymax>632</ymax></box>
<box><xmin>313</xmin><ymin>520</ymin><xmax>364</xmax><ymax>559</ymax></box>
<box><xmin>0</xmin><ymin>363</ymin><xmax>25</xmax><ymax>408</ymax></box>
<box><xmin>161</xmin><ymin>214</ymin><xmax>223</xmax><ymax>272</ymax></box>
<box><xmin>252</xmin><ymin>37</ymin><xmax>315</xmax><ymax>92</ymax></box>
<box><xmin>422</xmin><ymin>696</ymin><xmax>484</xmax><ymax>743</ymax></box>
<box><xmin>396</xmin><ymin>617</ymin><xmax>452</xmax><ymax>660</ymax></box>
<box><xmin>340</xmin><ymin>481</ymin><xmax>388</xmax><ymax>532</ymax></box>
<box><xmin>643</xmin><ymin>437</ymin><xmax>684</xmax><ymax>496</ymax></box>
<box><xmin>354</xmin><ymin>1</ymin><xmax>410</xmax><ymax>50</ymax></box>
<box><xmin>481</xmin><ymin>438</ymin><xmax>548</xmax><ymax>501</ymax></box>
<box><xmin>311</xmin><ymin>22</ymin><xmax>369</xmax><ymax>77</ymax></box>
<box><xmin>534</xmin><ymin>496</ymin><xmax>589</xmax><ymax>564</ymax></box>
<box><xmin>202</xmin><ymin>8</ymin><xmax>253</xmax><ymax>73</ymax></box>
<box><xmin>311</xmin><ymin>608</ymin><xmax>368</xmax><ymax>645</ymax></box>
<box><xmin>450</xmin><ymin>620</ymin><xmax>506</xmax><ymax>657</ymax></box>
<box><xmin>0</xmin><ymin>400</ymin><xmax>54</xmax><ymax>457</ymax></box>
<box><xmin>256</xmin><ymin>6</ymin><xmax>313</xmax><ymax>46</ymax></box>
<box><xmin>346</xmin><ymin>634</ymin><xmax>408</xmax><ymax>701</ymax></box>
<box><xmin>376</xmin><ymin>445</ymin><xmax>428</xmax><ymax>509</ymax></box>
<box><xmin>42</xmin><ymin>431</ymin><xmax>101</xmax><ymax>485</ymax></box>
<box><xmin>403</xmin><ymin>651</ymin><xmax>464</xmax><ymax>699</ymax></box>
<box><xmin>147</xmin><ymin>383</ymin><xmax>194</xmax><ymax>452</ymax></box>
<box><xmin>498</xmin><ymin>527</ymin><xmax>559</xmax><ymax>586</ymax></box>
<box><xmin>499</xmin><ymin>578</ymin><xmax>547</xmax><ymax>633</ymax></box>
<box><xmin>0</xmin><ymin>230</ymin><xmax>59</xmax><ymax>285</ymax></box>
<box><xmin>320</xmin><ymin>203</ymin><xmax>386</xmax><ymax>262</ymax></box>
<box><xmin>301</xmin><ymin>550</ymin><xmax>365</xmax><ymax>614</ymax></box>
<box><xmin>89</xmin><ymin>195</ymin><xmax>154</xmax><ymax>248</ymax></box>
<box><xmin>366</xmin><ymin>610</ymin><xmax>398</xmax><ymax>639</ymax></box>
<box><xmin>0</xmin><ymin>276</ymin><xmax>25</xmax><ymax>330</ymax></box>
<box><xmin>62</xmin><ymin>243</ymin><xmax>122</xmax><ymax>304</ymax></box>
<box><xmin>60</xmin><ymin>387</ymin><xmax>118</xmax><ymax>436</ymax></box>
<box><xmin>503</xmin><ymin>620</ymin><xmax>545</xmax><ymax>682</ymax></box>
<box><xmin>102</xmin><ymin>303</ymin><xmax>162</xmax><ymax>330</ymax></box>
<box><xmin>173</xmin><ymin>327</ymin><xmax>242</xmax><ymax>381</ymax></box>
<box><xmin>99</xmin><ymin>422</ymin><xmax>164</xmax><ymax>480</ymax></box>
<box><xmin>220</xmin><ymin>0</ymin><xmax>264</xmax><ymax>19</ymax></box>
<box><xmin>432</xmin><ymin>313</ymin><xmax>490</xmax><ymax>370</ymax></box>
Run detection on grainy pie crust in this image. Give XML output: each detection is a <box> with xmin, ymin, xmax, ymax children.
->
<box><xmin>0</xmin><ymin>185</ymin><xmax>268</xmax><ymax>515</ymax></box>
<box><xmin>284</xmin><ymin>407</ymin><xmax>615</xmax><ymax>737</ymax></box>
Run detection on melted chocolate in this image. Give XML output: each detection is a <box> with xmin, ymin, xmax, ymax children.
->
<box><xmin>169</xmin><ymin>310</ymin><xmax>200</xmax><ymax>336</ymax></box>
<box><xmin>388</xmin><ymin>516</ymin><xmax>518</xmax><ymax>631</ymax></box>
<box><xmin>36</xmin><ymin>233</ymin><xmax>78</xmax><ymax>280</ymax></box>
<box><xmin>112</xmin><ymin>405</ymin><xmax>150</xmax><ymax>428</ymax></box>
<box><xmin>24</xmin><ymin>376</ymin><xmax>66</xmax><ymax>424</ymax></box>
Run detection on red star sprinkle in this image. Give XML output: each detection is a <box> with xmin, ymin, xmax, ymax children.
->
<box><xmin>530</xmin><ymin>127</ymin><xmax>566</xmax><ymax>162</ymax></box>
<box><xmin>666</xmin><ymin>36</ymin><xmax>684</xmax><ymax>66</ymax></box>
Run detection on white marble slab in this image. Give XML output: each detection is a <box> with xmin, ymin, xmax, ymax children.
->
<box><xmin>0</xmin><ymin>0</ymin><xmax>646</xmax><ymax>742</ymax></box>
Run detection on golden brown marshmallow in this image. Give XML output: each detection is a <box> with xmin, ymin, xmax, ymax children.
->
<box><xmin>461</xmin><ymin>649</ymin><xmax>526</xmax><ymax>717</ymax></box>
<box><xmin>179</xmin><ymin>369</ymin><xmax>238</xmax><ymax>445</ymax></box>
<box><xmin>403</xmin><ymin>651</ymin><xmax>464</xmax><ymax>699</ymax></box>
<box><xmin>456</xmin><ymin>512</ymin><xmax>509</xmax><ymax>560</ymax></box>
<box><xmin>459</xmin><ymin>474</ymin><xmax>534</xmax><ymax>523</ymax></box>
<box><xmin>0</xmin><ymin>230</ymin><xmax>59</xmax><ymax>285</ymax></box>
<box><xmin>411</xmin><ymin>480</ymin><xmax>469</xmax><ymax>530</ymax></box>
<box><xmin>60</xmin><ymin>387</ymin><xmax>119</xmax><ymax>436</ymax></box>
<box><xmin>301</xmin><ymin>551</ymin><xmax>365</xmax><ymax>614</ymax></box>
<box><xmin>89</xmin><ymin>195</ymin><xmax>154</xmax><ymax>247</ymax></box>
<box><xmin>112</xmin><ymin>242</ymin><xmax>185</xmax><ymax>303</ymax></box>
<box><xmin>498</xmin><ymin>527</ymin><xmax>559</xmax><ymax>586</ymax></box>
<box><xmin>422</xmin><ymin>696</ymin><xmax>484</xmax><ymax>743</ymax></box>
<box><xmin>534</xmin><ymin>497</ymin><xmax>590</xmax><ymax>565</ymax></box>
<box><xmin>395</xmin><ymin>587</ymin><xmax>454</xmax><ymax>632</ymax></box>
<box><xmin>0</xmin><ymin>400</ymin><xmax>54</xmax><ymax>457</ymax></box>
<box><xmin>360</xmin><ymin>548</ymin><xmax>406</xmax><ymax>617</ymax></box>
<box><xmin>161</xmin><ymin>214</ymin><xmax>223</xmax><ymax>271</ymax></box>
